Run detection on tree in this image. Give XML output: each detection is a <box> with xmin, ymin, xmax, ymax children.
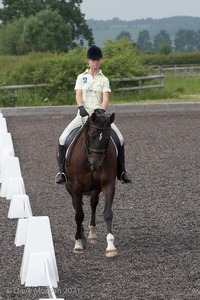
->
<box><xmin>174</xmin><ymin>29</ymin><xmax>198</xmax><ymax>52</ymax></box>
<box><xmin>137</xmin><ymin>30</ymin><xmax>152</xmax><ymax>53</ymax></box>
<box><xmin>197</xmin><ymin>30</ymin><xmax>200</xmax><ymax>51</ymax></box>
<box><xmin>0</xmin><ymin>17</ymin><xmax>29</xmax><ymax>55</ymax></box>
<box><xmin>0</xmin><ymin>0</ymin><xmax>94</xmax><ymax>48</ymax></box>
<box><xmin>159</xmin><ymin>43</ymin><xmax>172</xmax><ymax>55</ymax></box>
<box><xmin>102</xmin><ymin>38</ymin><xmax>144</xmax><ymax>78</ymax></box>
<box><xmin>22</xmin><ymin>8</ymin><xmax>72</xmax><ymax>52</ymax></box>
<box><xmin>0</xmin><ymin>0</ymin><xmax>44</xmax><ymax>22</ymax></box>
<box><xmin>116</xmin><ymin>31</ymin><xmax>132</xmax><ymax>41</ymax></box>
<box><xmin>153</xmin><ymin>29</ymin><xmax>172</xmax><ymax>53</ymax></box>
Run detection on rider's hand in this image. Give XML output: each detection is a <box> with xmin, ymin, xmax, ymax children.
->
<box><xmin>94</xmin><ymin>108</ymin><xmax>106</xmax><ymax>115</ymax></box>
<box><xmin>78</xmin><ymin>106</ymin><xmax>89</xmax><ymax>117</ymax></box>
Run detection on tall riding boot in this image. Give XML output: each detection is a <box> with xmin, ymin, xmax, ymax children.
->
<box><xmin>55</xmin><ymin>144</ymin><xmax>67</xmax><ymax>184</ymax></box>
<box><xmin>117</xmin><ymin>144</ymin><xmax>132</xmax><ymax>183</ymax></box>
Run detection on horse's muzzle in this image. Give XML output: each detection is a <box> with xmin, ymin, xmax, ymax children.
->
<box><xmin>90</xmin><ymin>161</ymin><xmax>102</xmax><ymax>172</ymax></box>
<box><xmin>88</xmin><ymin>151</ymin><xmax>105</xmax><ymax>172</ymax></box>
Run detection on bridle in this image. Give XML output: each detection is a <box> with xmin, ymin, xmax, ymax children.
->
<box><xmin>86</xmin><ymin>123</ymin><xmax>111</xmax><ymax>157</ymax></box>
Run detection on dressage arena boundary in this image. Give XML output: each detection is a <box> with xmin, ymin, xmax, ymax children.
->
<box><xmin>2</xmin><ymin>102</ymin><xmax>200</xmax><ymax>117</ymax></box>
<box><xmin>0</xmin><ymin>110</ymin><xmax>64</xmax><ymax>300</ymax></box>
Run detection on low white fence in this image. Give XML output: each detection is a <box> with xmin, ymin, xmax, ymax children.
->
<box><xmin>0</xmin><ymin>111</ymin><xmax>64</xmax><ymax>299</ymax></box>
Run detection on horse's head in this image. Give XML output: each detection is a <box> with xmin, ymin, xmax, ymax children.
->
<box><xmin>86</xmin><ymin>110</ymin><xmax>115</xmax><ymax>172</ymax></box>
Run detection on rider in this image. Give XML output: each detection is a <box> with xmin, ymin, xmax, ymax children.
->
<box><xmin>55</xmin><ymin>45</ymin><xmax>132</xmax><ymax>184</ymax></box>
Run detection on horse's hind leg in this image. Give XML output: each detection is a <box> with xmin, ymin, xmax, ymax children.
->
<box><xmin>88</xmin><ymin>190</ymin><xmax>99</xmax><ymax>244</ymax></box>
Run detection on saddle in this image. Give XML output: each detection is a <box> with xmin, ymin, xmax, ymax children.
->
<box><xmin>64</xmin><ymin>126</ymin><xmax>83</xmax><ymax>167</ymax></box>
<box><xmin>64</xmin><ymin>127</ymin><xmax>120</xmax><ymax>167</ymax></box>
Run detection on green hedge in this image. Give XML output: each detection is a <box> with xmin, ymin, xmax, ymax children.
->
<box><xmin>0</xmin><ymin>50</ymin><xmax>87</xmax><ymax>87</ymax></box>
<box><xmin>0</xmin><ymin>50</ymin><xmax>88</xmax><ymax>106</ymax></box>
<box><xmin>1</xmin><ymin>42</ymin><xmax>200</xmax><ymax>107</ymax></box>
<box><xmin>141</xmin><ymin>52</ymin><xmax>200</xmax><ymax>66</ymax></box>
<box><xmin>0</xmin><ymin>40</ymin><xmax>147</xmax><ymax>106</ymax></box>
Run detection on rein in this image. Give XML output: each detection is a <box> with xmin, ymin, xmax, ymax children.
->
<box><xmin>88</xmin><ymin>147</ymin><xmax>106</xmax><ymax>154</ymax></box>
<box><xmin>90</xmin><ymin>124</ymin><xmax>111</xmax><ymax>131</ymax></box>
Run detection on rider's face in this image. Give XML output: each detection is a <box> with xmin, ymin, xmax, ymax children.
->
<box><xmin>87</xmin><ymin>58</ymin><xmax>102</xmax><ymax>70</ymax></box>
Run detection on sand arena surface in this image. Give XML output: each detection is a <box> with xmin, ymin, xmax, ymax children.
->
<box><xmin>1</xmin><ymin>109</ymin><xmax>200</xmax><ymax>299</ymax></box>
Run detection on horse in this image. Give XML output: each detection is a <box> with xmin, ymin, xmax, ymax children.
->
<box><xmin>64</xmin><ymin>110</ymin><xmax>118</xmax><ymax>257</ymax></box>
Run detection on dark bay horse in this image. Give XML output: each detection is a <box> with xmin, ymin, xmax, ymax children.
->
<box><xmin>64</xmin><ymin>110</ymin><xmax>118</xmax><ymax>257</ymax></box>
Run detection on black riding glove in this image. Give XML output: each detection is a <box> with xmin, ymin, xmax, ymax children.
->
<box><xmin>78</xmin><ymin>106</ymin><xmax>89</xmax><ymax>117</ymax></box>
<box><xmin>94</xmin><ymin>108</ymin><xmax>106</xmax><ymax>115</ymax></box>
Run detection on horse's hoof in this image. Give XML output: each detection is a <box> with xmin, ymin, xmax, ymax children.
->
<box><xmin>88</xmin><ymin>226</ymin><xmax>97</xmax><ymax>243</ymax></box>
<box><xmin>73</xmin><ymin>248</ymin><xmax>84</xmax><ymax>254</ymax></box>
<box><xmin>88</xmin><ymin>238</ymin><xmax>98</xmax><ymax>244</ymax></box>
<box><xmin>73</xmin><ymin>239</ymin><xmax>84</xmax><ymax>253</ymax></box>
<box><xmin>105</xmin><ymin>249</ymin><xmax>118</xmax><ymax>258</ymax></box>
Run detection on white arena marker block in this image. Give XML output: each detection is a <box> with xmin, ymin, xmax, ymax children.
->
<box><xmin>0</xmin><ymin>117</ymin><xmax>8</xmax><ymax>132</ymax></box>
<box><xmin>0</xmin><ymin>148</ymin><xmax>14</xmax><ymax>183</ymax></box>
<box><xmin>15</xmin><ymin>218</ymin><xmax>29</xmax><ymax>246</ymax></box>
<box><xmin>0</xmin><ymin>132</ymin><xmax>14</xmax><ymax>156</ymax></box>
<box><xmin>0</xmin><ymin>129</ymin><xmax>6</xmax><ymax>135</ymax></box>
<box><xmin>8</xmin><ymin>194</ymin><xmax>32</xmax><ymax>219</ymax></box>
<box><xmin>25</xmin><ymin>252</ymin><xmax>58</xmax><ymax>287</ymax></box>
<box><xmin>0</xmin><ymin>156</ymin><xmax>22</xmax><ymax>197</ymax></box>
<box><xmin>20</xmin><ymin>216</ymin><xmax>59</xmax><ymax>286</ymax></box>
<box><xmin>6</xmin><ymin>177</ymin><xmax>26</xmax><ymax>200</ymax></box>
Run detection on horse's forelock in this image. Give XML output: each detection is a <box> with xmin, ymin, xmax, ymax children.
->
<box><xmin>96</xmin><ymin>114</ymin><xmax>111</xmax><ymax>128</ymax></box>
<box><xmin>90</xmin><ymin>111</ymin><xmax>114</xmax><ymax>129</ymax></box>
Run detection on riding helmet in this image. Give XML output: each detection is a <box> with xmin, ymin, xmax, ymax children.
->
<box><xmin>87</xmin><ymin>45</ymin><xmax>103</xmax><ymax>60</ymax></box>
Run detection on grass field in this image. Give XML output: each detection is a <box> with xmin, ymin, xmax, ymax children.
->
<box><xmin>109</xmin><ymin>76</ymin><xmax>200</xmax><ymax>104</ymax></box>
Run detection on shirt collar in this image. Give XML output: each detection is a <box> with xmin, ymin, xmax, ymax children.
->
<box><xmin>84</xmin><ymin>69</ymin><xmax>103</xmax><ymax>76</ymax></box>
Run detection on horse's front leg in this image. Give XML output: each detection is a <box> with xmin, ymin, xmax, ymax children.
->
<box><xmin>72</xmin><ymin>194</ymin><xmax>86</xmax><ymax>253</ymax></box>
<box><xmin>88</xmin><ymin>190</ymin><xmax>100</xmax><ymax>244</ymax></box>
<box><xmin>103</xmin><ymin>187</ymin><xmax>117</xmax><ymax>258</ymax></box>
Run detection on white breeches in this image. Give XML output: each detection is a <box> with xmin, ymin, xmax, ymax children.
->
<box><xmin>59</xmin><ymin>113</ymin><xmax>124</xmax><ymax>146</ymax></box>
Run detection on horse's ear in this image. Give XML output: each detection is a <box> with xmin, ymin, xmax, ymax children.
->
<box><xmin>90</xmin><ymin>112</ymin><xmax>97</xmax><ymax>122</ymax></box>
<box><xmin>110</xmin><ymin>113</ymin><xmax>115</xmax><ymax>123</ymax></box>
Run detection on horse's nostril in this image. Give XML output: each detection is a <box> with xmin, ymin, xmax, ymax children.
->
<box><xmin>90</xmin><ymin>163</ymin><xmax>100</xmax><ymax>172</ymax></box>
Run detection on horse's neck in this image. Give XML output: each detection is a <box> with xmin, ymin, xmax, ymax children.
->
<box><xmin>78</xmin><ymin>131</ymin><xmax>88</xmax><ymax>151</ymax></box>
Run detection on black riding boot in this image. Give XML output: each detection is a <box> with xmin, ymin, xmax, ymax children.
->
<box><xmin>117</xmin><ymin>145</ymin><xmax>132</xmax><ymax>183</ymax></box>
<box><xmin>55</xmin><ymin>145</ymin><xmax>67</xmax><ymax>184</ymax></box>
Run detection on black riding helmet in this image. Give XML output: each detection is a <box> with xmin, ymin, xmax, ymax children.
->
<box><xmin>87</xmin><ymin>45</ymin><xmax>103</xmax><ymax>60</ymax></box>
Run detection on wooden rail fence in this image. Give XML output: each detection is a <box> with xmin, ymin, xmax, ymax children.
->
<box><xmin>158</xmin><ymin>65</ymin><xmax>200</xmax><ymax>77</ymax></box>
<box><xmin>0</xmin><ymin>84</ymin><xmax>47</xmax><ymax>106</ymax></box>
<box><xmin>111</xmin><ymin>74</ymin><xmax>164</xmax><ymax>92</ymax></box>
<box><xmin>0</xmin><ymin>74</ymin><xmax>164</xmax><ymax>106</ymax></box>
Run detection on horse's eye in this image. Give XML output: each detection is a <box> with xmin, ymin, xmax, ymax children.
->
<box><xmin>89</xmin><ymin>132</ymin><xmax>96</xmax><ymax>139</ymax></box>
